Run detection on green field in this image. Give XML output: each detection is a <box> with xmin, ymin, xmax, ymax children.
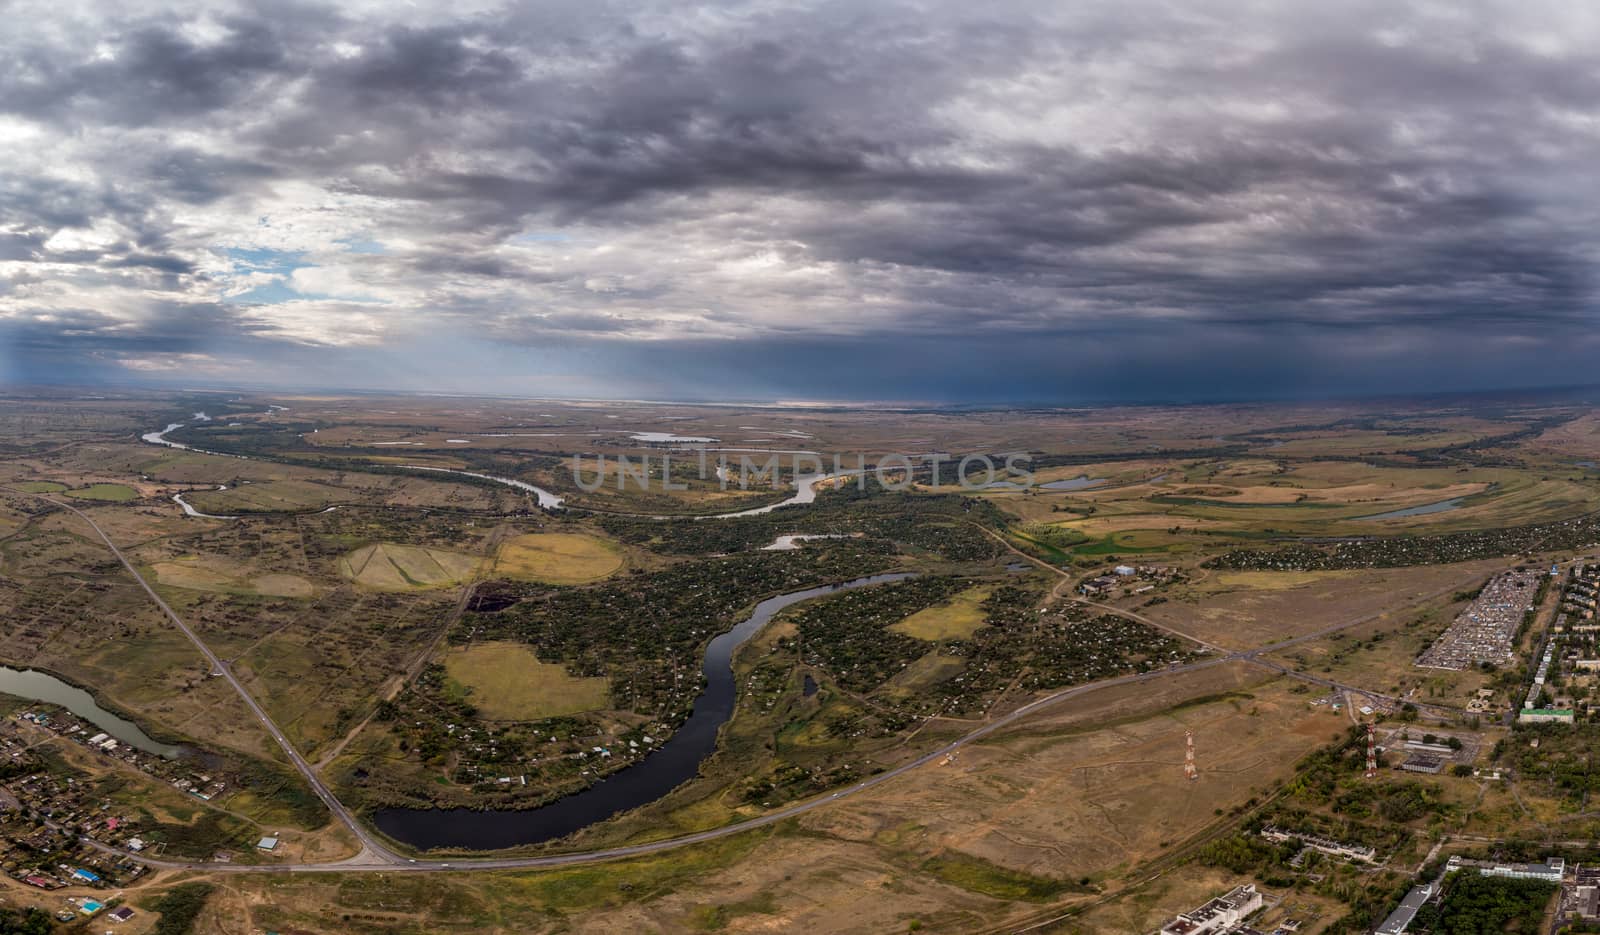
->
<box><xmin>185</xmin><ymin>479</ymin><xmax>341</xmax><ymax>513</ymax></box>
<box><xmin>890</xmin><ymin>586</ymin><xmax>992</xmax><ymax>640</ymax></box>
<box><xmin>62</xmin><ymin>482</ymin><xmax>138</xmax><ymax>501</ymax></box>
<box><xmin>13</xmin><ymin>480</ymin><xmax>67</xmax><ymax>493</ymax></box>
<box><xmin>443</xmin><ymin>642</ymin><xmax>611</xmax><ymax>720</ymax></box>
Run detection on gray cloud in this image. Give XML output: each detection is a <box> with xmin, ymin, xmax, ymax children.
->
<box><xmin>2</xmin><ymin>0</ymin><xmax>1599</xmax><ymax>399</ymax></box>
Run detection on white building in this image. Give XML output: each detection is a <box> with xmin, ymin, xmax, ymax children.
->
<box><xmin>1375</xmin><ymin>881</ymin><xmax>1435</xmax><ymax>935</ymax></box>
<box><xmin>1447</xmin><ymin>855</ymin><xmax>1565</xmax><ymax>883</ymax></box>
<box><xmin>1156</xmin><ymin>884</ymin><xmax>1262</xmax><ymax>935</ymax></box>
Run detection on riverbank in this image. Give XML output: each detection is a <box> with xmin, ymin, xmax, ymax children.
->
<box><xmin>370</xmin><ymin>572</ymin><xmax>917</xmax><ymax>852</ymax></box>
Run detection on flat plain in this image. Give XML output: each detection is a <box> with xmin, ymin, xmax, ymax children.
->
<box><xmin>0</xmin><ymin>388</ymin><xmax>1595</xmax><ymax>932</ymax></box>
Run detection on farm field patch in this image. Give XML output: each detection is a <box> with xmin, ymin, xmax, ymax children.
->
<box><xmin>150</xmin><ymin>559</ymin><xmax>317</xmax><ymax>598</ymax></box>
<box><xmin>1142</xmin><ymin>559</ymin><xmax>1506</xmax><ymax>648</ymax></box>
<box><xmin>443</xmin><ymin>641</ymin><xmax>611</xmax><ymax>720</ymax></box>
<box><xmin>12</xmin><ymin>480</ymin><xmax>67</xmax><ymax>493</ymax></box>
<box><xmin>339</xmin><ymin>543</ymin><xmax>480</xmax><ymax>590</ymax></box>
<box><xmin>890</xmin><ymin>585</ymin><xmax>993</xmax><ymax>640</ymax></box>
<box><xmin>62</xmin><ymin>482</ymin><xmax>138</xmax><ymax>501</ymax></box>
<box><xmin>492</xmin><ymin>532</ymin><xmax>624</xmax><ymax>584</ymax></box>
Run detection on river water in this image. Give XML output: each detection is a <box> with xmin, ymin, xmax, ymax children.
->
<box><xmin>371</xmin><ymin>571</ymin><xmax>916</xmax><ymax>851</ymax></box>
<box><xmin>1354</xmin><ymin>497</ymin><xmax>1466</xmax><ymax>520</ymax></box>
<box><xmin>397</xmin><ymin>465</ymin><xmax>565</xmax><ymax>510</ymax></box>
<box><xmin>173</xmin><ymin>486</ymin><xmax>237</xmax><ymax>519</ymax></box>
<box><xmin>143</xmin><ymin>419</ymin><xmax>568</xmax><ymax>511</ymax></box>
<box><xmin>691</xmin><ymin>469</ymin><xmax>862</xmax><ymax>519</ymax></box>
<box><xmin>0</xmin><ymin>667</ymin><xmax>181</xmax><ymax>758</ymax></box>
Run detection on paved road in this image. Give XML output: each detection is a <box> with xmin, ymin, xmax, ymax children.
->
<box><xmin>4</xmin><ymin>487</ymin><xmax>405</xmax><ymax>866</ymax></box>
<box><xmin>25</xmin><ymin>485</ymin><xmax>1247</xmax><ymax>875</ymax></box>
<box><xmin>986</xmin><ymin>523</ymin><xmax>1482</xmax><ymax>715</ymax></box>
<box><xmin>20</xmin><ymin>489</ymin><xmax>1482</xmax><ymax>876</ymax></box>
<box><xmin>84</xmin><ymin>654</ymin><xmax>1242</xmax><ymax>873</ymax></box>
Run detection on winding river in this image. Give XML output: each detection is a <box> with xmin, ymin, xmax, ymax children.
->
<box><xmin>142</xmin><ymin>419</ymin><xmax>567</xmax><ymax>512</ymax></box>
<box><xmin>142</xmin><ymin>419</ymin><xmax>927</xmax><ymax>521</ymax></box>
<box><xmin>173</xmin><ymin>486</ymin><xmax>238</xmax><ymax>519</ymax></box>
<box><xmin>372</xmin><ymin>571</ymin><xmax>916</xmax><ymax>851</ymax></box>
<box><xmin>396</xmin><ymin>465</ymin><xmax>565</xmax><ymax>510</ymax></box>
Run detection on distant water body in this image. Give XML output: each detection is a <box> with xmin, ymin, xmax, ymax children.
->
<box><xmin>1354</xmin><ymin>497</ymin><xmax>1465</xmax><ymax>521</ymax></box>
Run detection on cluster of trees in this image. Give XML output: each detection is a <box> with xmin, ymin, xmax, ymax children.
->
<box><xmin>1206</xmin><ymin>513</ymin><xmax>1600</xmax><ymax>570</ymax></box>
<box><xmin>1194</xmin><ymin>831</ymin><xmax>1415</xmax><ymax>934</ymax></box>
<box><xmin>149</xmin><ymin>882</ymin><xmax>216</xmax><ymax>935</ymax></box>
<box><xmin>356</xmin><ymin>544</ymin><xmax>901</xmax><ymax>807</ymax></box>
<box><xmin>1498</xmin><ymin>723</ymin><xmax>1600</xmax><ymax>801</ymax></box>
<box><xmin>601</xmin><ymin>485</ymin><xmax>1005</xmax><ymax>561</ymax></box>
<box><xmin>1412</xmin><ymin>873</ymin><xmax>1555</xmax><ymax>935</ymax></box>
<box><xmin>790</xmin><ymin>578</ymin><xmax>1199</xmax><ymax>715</ymax></box>
<box><xmin>475</xmin><ymin>542</ymin><xmax>897</xmax><ymax>712</ymax></box>
<box><xmin>0</xmin><ymin>908</ymin><xmax>53</xmax><ymax>935</ymax></box>
<box><xmin>791</xmin><ymin>576</ymin><xmax>971</xmax><ymax>693</ymax></box>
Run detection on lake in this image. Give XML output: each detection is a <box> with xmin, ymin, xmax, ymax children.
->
<box><xmin>0</xmin><ymin>667</ymin><xmax>182</xmax><ymax>758</ymax></box>
<box><xmin>1355</xmin><ymin>497</ymin><xmax>1465</xmax><ymax>520</ymax></box>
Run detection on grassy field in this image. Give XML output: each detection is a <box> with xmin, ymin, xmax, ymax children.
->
<box><xmin>151</xmin><ymin>559</ymin><xmax>317</xmax><ymax>598</ymax></box>
<box><xmin>443</xmin><ymin>642</ymin><xmax>611</xmax><ymax>720</ymax></box>
<box><xmin>185</xmin><ymin>479</ymin><xmax>341</xmax><ymax>513</ymax></box>
<box><xmin>890</xmin><ymin>585</ymin><xmax>992</xmax><ymax>640</ymax></box>
<box><xmin>492</xmin><ymin>532</ymin><xmax>624</xmax><ymax>584</ymax></box>
<box><xmin>62</xmin><ymin>482</ymin><xmax>138</xmax><ymax>501</ymax></box>
<box><xmin>339</xmin><ymin>543</ymin><xmax>480</xmax><ymax>590</ymax></box>
<box><xmin>1145</xmin><ymin>559</ymin><xmax>1504</xmax><ymax>649</ymax></box>
<box><xmin>208</xmin><ymin>665</ymin><xmax>1333</xmax><ymax>934</ymax></box>
<box><xmin>12</xmin><ymin>480</ymin><xmax>66</xmax><ymax>493</ymax></box>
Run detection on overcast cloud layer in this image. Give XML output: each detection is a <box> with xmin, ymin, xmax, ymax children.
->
<box><xmin>3</xmin><ymin>0</ymin><xmax>1600</xmax><ymax>401</ymax></box>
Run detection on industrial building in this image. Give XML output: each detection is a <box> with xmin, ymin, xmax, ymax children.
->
<box><xmin>1447</xmin><ymin>855</ymin><xmax>1566</xmax><ymax>883</ymax></box>
<box><xmin>1259</xmin><ymin>827</ymin><xmax>1375</xmax><ymax>863</ymax></box>
<box><xmin>1517</xmin><ymin>708</ymin><xmax>1575</xmax><ymax>724</ymax></box>
<box><xmin>1156</xmin><ymin>884</ymin><xmax>1263</xmax><ymax>935</ymax></box>
<box><xmin>1374</xmin><ymin>880</ymin><xmax>1435</xmax><ymax>935</ymax></box>
<box><xmin>1398</xmin><ymin>753</ymin><xmax>1447</xmax><ymax>774</ymax></box>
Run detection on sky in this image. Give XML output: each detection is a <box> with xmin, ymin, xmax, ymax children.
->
<box><xmin>3</xmin><ymin>0</ymin><xmax>1600</xmax><ymax>403</ymax></box>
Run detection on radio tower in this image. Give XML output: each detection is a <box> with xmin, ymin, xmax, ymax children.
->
<box><xmin>1184</xmin><ymin>730</ymin><xmax>1198</xmax><ymax>781</ymax></box>
<box><xmin>1364</xmin><ymin>723</ymin><xmax>1378</xmax><ymax>779</ymax></box>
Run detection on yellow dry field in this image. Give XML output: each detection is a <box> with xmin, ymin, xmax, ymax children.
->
<box><xmin>1160</xmin><ymin>480</ymin><xmax>1486</xmax><ymax>506</ymax></box>
<box><xmin>1147</xmin><ymin>558</ymin><xmax>1508</xmax><ymax>648</ymax></box>
<box><xmin>1208</xmin><ymin>570</ymin><xmax>1350</xmax><ymax>591</ymax></box>
<box><xmin>339</xmin><ymin>543</ymin><xmax>480</xmax><ymax>590</ymax></box>
<box><xmin>891</xmin><ymin>586</ymin><xmax>992</xmax><ymax>641</ymax></box>
<box><xmin>254</xmin><ymin>574</ymin><xmax>316</xmax><ymax>597</ymax></box>
<box><xmin>443</xmin><ymin>641</ymin><xmax>611</xmax><ymax>720</ymax></box>
<box><xmin>151</xmin><ymin>561</ymin><xmax>236</xmax><ymax>591</ymax></box>
<box><xmin>1532</xmin><ymin>413</ymin><xmax>1600</xmax><ymax>458</ymax></box>
<box><xmin>151</xmin><ymin>559</ymin><xmax>316</xmax><ymax>598</ymax></box>
<box><xmin>1069</xmin><ymin>514</ymin><xmax>1235</xmax><ymax>535</ymax></box>
<box><xmin>1213</xmin><ymin>459</ymin><xmax>1283</xmax><ymax>477</ymax></box>
<box><xmin>798</xmin><ymin>665</ymin><xmax>1332</xmax><ymax>894</ymax></box>
<box><xmin>493</xmin><ymin>533</ymin><xmax>624</xmax><ymax>584</ymax></box>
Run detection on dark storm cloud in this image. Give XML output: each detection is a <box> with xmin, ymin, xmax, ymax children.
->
<box><xmin>3</xmin><ymin>0</ymin><xmax>1600</xmax><ymax>399</ymax></box>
